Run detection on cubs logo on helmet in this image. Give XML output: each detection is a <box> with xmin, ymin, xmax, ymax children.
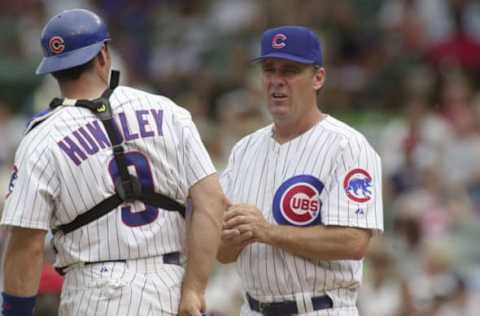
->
<box><xmin>272</xmin><ymin>175</ymin><xmax>324</xmax><ymax>226</ymax></box>
<box><xmin>49</xmin><ymin>36</ymin><xmax>65</xmax><ymax>54</ymax></box>
<box><xmin>343</xmin><ymin>168</ymin><xmax>373</xmax><ymax>203</ymax></box>
<box><xmin>272</xmin><ymin>33</ymin><xmax>287</xmax><ymax>49</ymax></box>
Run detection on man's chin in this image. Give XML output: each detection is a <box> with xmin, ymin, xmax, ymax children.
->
<box><xmin>269</xmin><ymin>111</ymin><xmax>290</xmax><ymax>122</ymax></box>
<box><xmin>268</xmin><ymin>103</ymin><xmax>289</xmax><ymax>116</ymax></box>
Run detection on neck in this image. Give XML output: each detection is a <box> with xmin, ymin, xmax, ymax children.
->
<box><xmin>273</xmin><ymin>108</ymin><xmax>324</xmax><ymax>144</ymax></box>
<box><xmin>59</xmin><ymin>74</ymin><xmax>109</xmax><ymax>100</ymax></box>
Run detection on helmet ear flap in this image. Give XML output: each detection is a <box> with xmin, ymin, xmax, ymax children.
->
<box><xmin>36</xmin><ymin>9</ymin><xmax>110</xmax><ymax>75</ymax></box>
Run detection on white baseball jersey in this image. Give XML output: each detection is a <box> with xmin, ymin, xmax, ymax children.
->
<box><xmin>221</xmin><ymin>115</ymin><xmax>383</xmax><ymax>315</ymax></box>
<box><xmin>2</xmin><ymin>86</ymin><xmax>215</xmax><ymax>268</ymax></box>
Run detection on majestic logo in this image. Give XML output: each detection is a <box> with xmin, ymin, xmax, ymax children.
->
<box><xmin>272</xmin><ymin>33</ymin><xmax>287</xmax><ymax>49</ymax></box>
<box><xmin>272</xmin><ymin>175</ymin><xmax>324</xmax><ymax>226</ymax></box>
<box><xmin>49</xmin><ymin>36</ymin><xmax>65</xmax><ymax>54</ymax></box>
<box><xmin>6</xmin><ymin>165</ymin><xmax>18</xmax><ymax>199</ymax></box>
<box><xmin>343</xmin><ymin>168</ymin><xmax>373</xmax><ymax>203</ymax></box>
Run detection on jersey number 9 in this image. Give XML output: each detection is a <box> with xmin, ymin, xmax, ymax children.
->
<box><xmin>108</xmin><ymin>151</ymin><xmax>158</xmax><ymax>227</ymax></box>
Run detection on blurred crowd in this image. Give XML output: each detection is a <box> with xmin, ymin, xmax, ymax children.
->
<box><xmin>1</xmin><ymin>0</ymin><xmax>480</xmax><ymax>315</ymax></box>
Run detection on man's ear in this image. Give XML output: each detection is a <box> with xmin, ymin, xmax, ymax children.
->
<box><xmin>95</xmin><ymin>45</ymin><xmax>111</xmax><ymax>83</ymax></box>
<box><xmin>97</xmin><ymin>45</ymin><xmax>110</xmax><ymax>67</ymax></box>
<box><xmin>313</xmin><ymin>67</ymin><xmax>326</xmax><ymax>91</ymax></box>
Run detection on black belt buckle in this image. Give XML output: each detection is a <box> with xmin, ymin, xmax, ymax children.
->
<box><xmin>163</xmin><ymin>251</ymin><xmax>181</xmax><ymax>266</ymax></box>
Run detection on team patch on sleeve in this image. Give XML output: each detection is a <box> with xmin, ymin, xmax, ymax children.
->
<box><xmin>343</xmin><ymin>168</ymin><xmax>373</xmax><ymax>203</ymax></box>
<box><xmin>5</xmin><ymin>165</ymin><xmax>18</xmax><ymax>199</ymax></box>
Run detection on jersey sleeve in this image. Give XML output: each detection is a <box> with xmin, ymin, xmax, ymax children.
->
<box><xmin>219</xmin><ymin>136</ymin><xmax>250</xmax><ymax>202</ymax></box>
<box><xmin>177</xmin><ymin>115</ymin><xmax>216</xmax><ymax>189</ymax></box>
<box><xmin>220</xmin><ymin>146</ymin><xmax>235</xmax><ymax>199</ymax></box>
<box><xmin>1</xmin><ymin>139</ymin><xmax>59</xmax><ymax>230</ymax></box>
<box><xmin>320</xmin><ymin>136</ymin><xmax>383</xmax><ymax>232</ymax></box>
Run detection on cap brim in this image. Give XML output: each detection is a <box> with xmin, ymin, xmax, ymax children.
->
<box><xmin>251</xmin><ymin>52</ymin><xmax>316</xmax><ymax>65</ymax></box>
<box><xmin>36</xmin><ymin>42</ymin><xmax>105</xmax><ymax>75</ymax></box>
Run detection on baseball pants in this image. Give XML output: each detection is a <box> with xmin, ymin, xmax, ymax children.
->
<box><xmin>59</xmin><ymin>255</ymin><xmax>184</xmax><ymax>315</ymax></box>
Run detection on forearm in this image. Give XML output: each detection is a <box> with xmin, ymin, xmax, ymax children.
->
<box><xmin>183</xmin><ymin>194</ymin><xmax>225</xmax><ymax>292</ymax></box>
<box><xmin>184</xmin><ymin>210</ymin><xmax>222</xmax><ymax>291</ymax></box>
<box><xmin>266</xmin><ymin>225</ymin><xmax>371</xmax><ymax>261</ymax></box>
<box><xmin>217</xmin><ymin>241</ymin><xmax>243</xmax><ymax>264</ymax></box>
<box><xmin>3</xmin><ymin>228</ymin><xmax>46</xmax><ymax>296</ymax></box>
<box><xmin>4</xmin><ymin>250</ymin><xmax>44</xmax><ymax>296</ymax></box>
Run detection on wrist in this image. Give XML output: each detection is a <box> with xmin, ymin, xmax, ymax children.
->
<box><xmin>181</xmin><ymin>279</ymin><xmax>205</xmax><ymax>295</ymax></box>
<box><xmin>2</xmin><ymin>292</ymin><xmax>37</xmax><ymax>316</ymax></box>
<box><xmin>263</xmin><ymin>223</ymin><xmax>277</xmax><ymax>245</ymax></box>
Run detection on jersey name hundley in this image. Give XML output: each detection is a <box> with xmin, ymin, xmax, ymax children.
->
<box><xmin>58</xmin><ymin>109</ymin><xmax>163</xmax><ymax>166</ymax></box>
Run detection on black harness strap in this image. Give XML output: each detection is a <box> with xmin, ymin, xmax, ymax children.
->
<box><xmin>50</xmin><ymin>70</ymin><xmax>185</xmax><ymax>235</ymax></box>
<box><xmin>56</xmin><ymin>195</ymin><xmax>123</xmax><ymax>234</ymax></box>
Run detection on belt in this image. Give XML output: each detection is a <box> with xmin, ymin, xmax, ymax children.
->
<box><xmin>246</xmin><ymin>292</ymin><xmax>333</xmax><ymax>316</ymax></box>
<box><xmin>55</xmin><ymin>251</ymin><xmax>181</xmax><ymax>276</ymax></box>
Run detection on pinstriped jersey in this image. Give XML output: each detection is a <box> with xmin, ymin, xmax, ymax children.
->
<box><xmin>1</xmin><ymin>86</ymin><xmax>216</xmax><ymax>267</ymax></box>
<box><xmin>221</xmin><ymin>115</ymin><xmax>383</xmax><ymax>311</ymax></box>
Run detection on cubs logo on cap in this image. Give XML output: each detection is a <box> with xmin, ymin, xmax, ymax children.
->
<box><xmin>49</xmin><ymin>36</ymin><xmax>65</xmax><ymax>54</ymax></box>
<box><xmin>272</xmin><ymin>33</ymin><xmax>287</xmax><ymax>49</ymax></box>
<box><xmin>272</xmin><ymin>175</ymin><xmax>324</xmax><ymax>226</ymax></box>
<box><xmin>253</xmin><ymin>25</ymin><xmax>323</xmax><ymax>65</ymax></box>
<box><xmin>343</xmin><ymin>168</ymin><xmax>373</xmax><ymax>203</ymax></box>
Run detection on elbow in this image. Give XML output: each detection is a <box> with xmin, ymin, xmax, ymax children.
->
<box><xmin>348</xmin><ymin>229</ymin><xmax>372</xmax><ymax>260</ymax></box>
<box><xmin>193</xmin><ymin>193</ymin><xmax>226</xmax><ymax>229</ymax></box>
<box><xmin>9</xmin><ymin>244</ymin><xmax>45</xmax><ymax>264</ymax></box>
<box><xmin>214</xmin><ymin>191</ymin><xmax>230</xmax><ymax>217</ymax></box>
<box><xmin>350</xmin><ymin>243</ymin><xmax>368</xmax><ymax>260</ymax></box>
<box><xmin>212</xmin><ymin>194</ymin><xmax>230</xmax><ymax>229</ymax></box>
<box><xmin>6</xmin><ymin>227</ymin><xmax>46</xmax><ymax>252</ymax></box>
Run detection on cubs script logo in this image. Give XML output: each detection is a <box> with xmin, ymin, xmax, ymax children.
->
<box><xmin>49</xmin><ymin>36</ymin><xmax>65</xmax><ymax>54</ymax></box>
<box><xmin>272</xmin><ymin>33</ymin><xmax>287</xmax><ymax>49</ymax></box>
<box><xmin>343</xmin><ymin>168</ymin><xmax>373</xmax><ymax>203</ymax></box>
<box><xmin>272</xmin><ymin>175</ymin><xmax>324</xmax><ymax>226</ymax></box>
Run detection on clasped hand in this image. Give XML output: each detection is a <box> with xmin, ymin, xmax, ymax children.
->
<box><xmin>222</xmin><ymin>204</ymin><xmax>272</xmax><ymax>246</ymax></box>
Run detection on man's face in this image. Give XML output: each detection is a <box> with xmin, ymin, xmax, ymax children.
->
<box><xmin>261</xmin><ymin>59</ymin><xmax>324</xmax><ymax>123</ymax></box>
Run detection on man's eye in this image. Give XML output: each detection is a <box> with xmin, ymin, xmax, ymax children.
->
<box><xmin>283</xmin><ymin>68</ymin><xmax>299</xmax><ymax>74</ymax></box>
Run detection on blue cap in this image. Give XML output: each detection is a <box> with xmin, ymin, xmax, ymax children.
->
<box><xmin>36</xmin><ymin>9</ymin><xmax>110</xmax><ymax>75</ymax></box>
<box><xmin>254</xmin><ymin>26</ymin><xmax>322</xmax><ymax>66</ymax></box>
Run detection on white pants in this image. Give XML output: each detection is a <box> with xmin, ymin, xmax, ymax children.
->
<box><xmin>59</xmin><ymin>256</ymin><xmax>184</xmax><ymax>316</ymax></box>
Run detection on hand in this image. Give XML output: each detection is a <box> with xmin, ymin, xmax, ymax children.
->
<box><xmin>179</xmin><ymin>289</ymin><xmax>205</xmax><ymax>316</ymax></box>
<box><xmin>223</xmin><ymin>204</ymin><xmax>272</xmax><ymax>244</ymax></box>
<box><xmin>222</xmin><ymin>219</ymin><xmax>254</xmax><ymax>248</ymax></box>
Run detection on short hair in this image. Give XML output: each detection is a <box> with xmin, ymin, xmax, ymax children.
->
<box><xmin>51</xmin><ymin>57</ymin><xmax>96</xmax><ymax>81</ymax></box>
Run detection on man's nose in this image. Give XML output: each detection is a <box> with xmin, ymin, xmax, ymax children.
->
<box><xmin>269</xmin><ymin>71</ymin><xmax>285</xmax><ymax>86</ymax></box>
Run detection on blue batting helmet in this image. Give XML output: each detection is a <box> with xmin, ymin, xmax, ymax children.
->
<box><xmin>36</xmin><ymin>9</ymin><xmax>110</xmax><ymax>75</ymax></box>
